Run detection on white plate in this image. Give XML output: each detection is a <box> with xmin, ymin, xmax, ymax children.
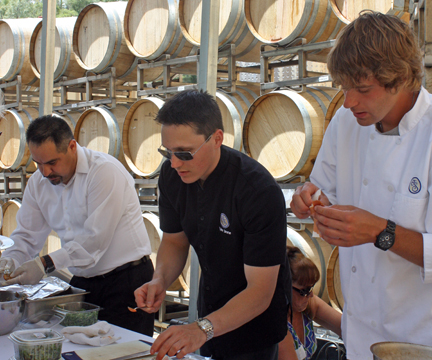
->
<box><xmin>0</xmin><ymin>236</ymin><xmax>14</xmax><ymax>250</ymax></box>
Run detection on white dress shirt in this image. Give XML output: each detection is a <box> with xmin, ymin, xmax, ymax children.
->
<box><xmin>3</xmin><ymin>144</ymin><xmax>151</xmax><ymax>277</ymax></box>
<box><xmin>310</xmin><ymin>86</ymin><xmax>432</xmax><ymax>359</ymax></box>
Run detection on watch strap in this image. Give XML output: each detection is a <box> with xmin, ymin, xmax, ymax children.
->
<box><xmin>386</xmin><ymin>219</ymin><xmax>396</xmax><ymax>234</ymax></box>
<box><xmin>196</xmin><ymin>318</ymin><xmax>214</xmax><ymax>341</ymax></box>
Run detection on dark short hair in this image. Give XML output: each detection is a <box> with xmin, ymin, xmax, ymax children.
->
<box><xmin>26</xmin><ymin>115</ymin><xmax>74</xmax><ymax>153</ymax></box>
<box><xmin>328</xmin><ymin>11</ymin><xmax>423</xmax><ymax>92</ymax></box>
<box><xmin>287</xmin><ymin>246</ymin><xmax>320</xmax><ymax>286</ymax></box>
<box><xmin>155</xmin><ymin>90</ymin><xmax>224</xmax><ymax>137</ymax></box>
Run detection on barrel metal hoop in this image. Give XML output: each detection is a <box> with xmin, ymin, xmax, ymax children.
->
<box><xmin>278</xmin><ymin>0</ymin><xmax>314</xmax><ymax>46</ymax></box>
<box><xmin>218</xmin><ymin>0</ymin><xmax>242</xmax><ymax>46</ymax></box>
<box><xmin>6</xmin><ymin>108</ymin><xmax>26</xmax><ymax>170</ymax></box>
<box><xmin>309</xmin><ymin>5</ymin><xmax>333</xmax><ymax>43</ymax></box>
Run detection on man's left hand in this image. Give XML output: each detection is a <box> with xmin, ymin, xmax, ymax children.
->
<box><xmin>313</xmin><ymin>205</ymin><xmax>386</xmax><ymax>247</ymax></box>
<box><xmin>150</xmin><ymin>322</ymin><xmax>207</xmax><ymax>360</ymax></box>
<box><xmin>3</xmin><ymin>257</ymin><xmax>45</xmax><ymax>285</ymax></box>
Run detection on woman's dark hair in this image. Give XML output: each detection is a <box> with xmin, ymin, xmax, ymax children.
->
<box><xmin>155</xmin><ymin>90</ymin><xmax>224</xmax><ymax>137</ymax></box>
<box><xmin>287</xmin><ymin>246</ymin><xmax>320</xmax><ymax>286</ymax></box>
<box><xmin>26</xmin><ymin>115</ymin><xmax>74</xmax><ymax>153</ymax></box>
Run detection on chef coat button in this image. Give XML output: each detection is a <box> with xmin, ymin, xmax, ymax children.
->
<box><xmin>396</xmin><ymin>138</ymin><xmax>402</xmax><ymax>145</ymax></box>
<box><xmin>363</xmin><ymin>179</ymin><xmax>368</xmax><ymax>186</ymax></box>
<box><xmin>370</xmin><ymin>134</ymin><xmax>375</xmax><ymax>140</ymax></box>
<box><xmin>67</xmin><ymin>227</ymin><xmax>71</xmax><ymax>231</ymax></box>
<box><xmin>200</xmin><ymin>216</ymin><xmax>204</xmax><ymax>221</ymax></box>
<box><xmin>199</xmin><ymin>244</ymin><xmax>204</xmax><ymax>250</ymax></box>
<box><xmin>388</xmin><ymin>185</ymin><xmax>394</xmax><ymax>192</ymax></box>
<box><xmin>205</xmin><ymin>286</ymin><xmax>210</xmax><ymax>291</ymax></box>
<box><xmin>371</xmin><ymin>276</ymin><xmax>375</xmax><ymax>283</ymax></box>
<box><xmin>371</xmin><ymin>321</ymin><xmax>377</xmax><ymax>328</ymax></box>
<box><xmin>352</xmin><ymin>266</ymin><xmax>356</xmax><ymax>273</ymax></box>
<box><xmin>347</xmin><ymin>310</ymin><xmax>352</xmax><ymax>316</ymax></box>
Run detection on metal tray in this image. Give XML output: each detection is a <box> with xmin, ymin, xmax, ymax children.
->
<box><xmin>24</xmin><ymin>286</ymin><xmax>89</xmax><ymax>318</ymax></box>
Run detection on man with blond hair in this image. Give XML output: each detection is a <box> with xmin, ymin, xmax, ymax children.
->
<box><xmin>290</xmin><ymin>11</ymin><xmax>432</xmax><ymax>359</ymax></box>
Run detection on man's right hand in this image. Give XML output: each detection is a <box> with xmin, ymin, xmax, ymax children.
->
<box><xmin>134</xmin><ymin>278</ymin><xmax>166</xmax><ymax>313</ymax></box>
<box><xmin>290</xmin><ymin>182</ymin><xmax>329</xmax><ymax>219</ymax></box>
<box><xmin>0</xmin><ymin>257</ymin><xmax>17</xmax><ymax>285</ymax></box>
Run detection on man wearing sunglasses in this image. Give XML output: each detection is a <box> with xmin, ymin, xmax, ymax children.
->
<box><xmin>135</xmin><ymin>90</ymin><xmax>289</xmax><ymax>360</ymax></box>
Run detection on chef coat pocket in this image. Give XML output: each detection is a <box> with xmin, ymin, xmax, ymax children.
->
<box><xmin>390</xmin><ymin>193</ymin><xmax>428</xmax><ymax>231</ymax></box>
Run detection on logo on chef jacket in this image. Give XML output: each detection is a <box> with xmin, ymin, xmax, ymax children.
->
<box><xmin>409</xmin><ymin>177</ymin><xmax>421</xmax><ymax>194</ymax></box>
<box><xmin>219</xmin><ymin>213</ymin><xmax>231</xmax><ymax>235</ymax></box>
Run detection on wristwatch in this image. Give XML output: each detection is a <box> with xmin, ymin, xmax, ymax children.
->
<box><xmin>42</xmin><ymin>255</ymin><xmax>56</xmax><ymax>274</ymax></box>
<box><xmin>375</xmin><ymin>220</ymin><xmax>396</xmax><ymax>251</ymax></box>
<box><xmin>196</xmin><ymin>318</ymin><xmax>214</xmax><ymax>341</ymax></box>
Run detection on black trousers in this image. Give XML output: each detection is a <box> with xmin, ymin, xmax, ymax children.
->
<box><xmin>70</xmin><ymin>257</ymin><xmax>154</xmax><ymax>336</ymax></box>
<box><xmin>202</xmin><ymin>343</ymin><xmax>279</xmax><ymax>360</ymax></box>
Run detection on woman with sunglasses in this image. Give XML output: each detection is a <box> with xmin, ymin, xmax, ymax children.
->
<box><xmin>278</xmin><ymin>246</ymin><xmax>342</xmax><ymax>360</ymax></box>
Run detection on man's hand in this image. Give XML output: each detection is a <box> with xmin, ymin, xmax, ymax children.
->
<box><xmin>4</xmin><ymin>257</ymin><xmax>45</xmax><ymax>285</ymax></box>
<box><xmin>290</xmin><ymin>182</ymin><xmax>330</xmax><ymax>219</ymax></box>
<box><xmin>134</xmin><ymin>278</ymin><xmax>166</xmax><ymax>313</ymax></box>
<box><xmin>150</xmin><ymin>323</ymin><xmax>207</xmax><ymax>360</ymax></box>
<box><xmin>313</xmin><ymin>205</ymin><xmax>386</xmax><ymax>247</ymax></box>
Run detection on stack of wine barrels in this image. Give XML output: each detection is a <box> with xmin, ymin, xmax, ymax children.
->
<box><xmin>0</xmin><ymin>0</ymin><xmax>410</xmax><ymax>304</ymax></box>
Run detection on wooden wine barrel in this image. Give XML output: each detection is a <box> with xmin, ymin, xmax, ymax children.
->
<box><xmin>216</xmin><ymin>85</ymin><xmax>260</xmax><ymax>151</ymax></box>
<box><xmin>74</xmin><ymin>105</ymin><xmax>130</xmax><ymax>170</ymax></box>
<box><xmin>30</xmin><ymin>17</ymin><xmax>85</xmax><ymax>81</ymax></box>
<box><xmin>327</xmin><ymin>246</ymin><xmax>344</xmax><ymax>313</ymax></box>
<box><xmin>0</xmin><ymin>18</ymin><xmax>40</xmax><ymax>85</ymax></box>
<box><xmin>73</xmin><ymin>2</ymin><xmax>162</xmax><ymax>83</ymax></box>
<box><xmin>53</xmin><ymin>111</ymin><xmax>81</xmax><ymax>133</ymax></box>
<box><xmin>324</xmin><ymin>89</ymin><xmax>344</xmax><ymax>132</ymax></box>
<box><xmin>244</xmin><ymin>0</ymin><xmax>345</xmax><ymax>48</ymax></box>
<box><xmin>0</xmin><ymin>107</ymin><xmax>39</xmax><ymax>172</ymax></box>
<box><xmin>178</xmin><ymin>0</ymin><xmax>263</xmax><ymax>62</ymax></box>
<box><xmin>329</xmin><ymin>0</ymin><xmax>410</xmax><ymax>25</ymax></box>
<box><xmin>1</xmin><ymin>199</ymin><xmax>22</xmax><ymax>238</ymax></box>
<box><xmin>142</xmin><ymin>212</ymin><xmax>191</xmax><ymax>292</ymax></box>
<box><xmin>40</xmin><ymin>230</ymin><xmax>62</xmax><ymax>257</ymax></box>
<box><xmin>124</xmin><ymin>0</ymin><xmax>197</xmax><ymax>61</ymax></box>
<box><xmin>122</xmin><ymin>98</ymin><xmax>164</xmax><ymax>178</ymax></box>
<box><xmin>243</xmin><ymin>86</ymin><xmax>338</xmax><ymax>181</ymax></box>
<box><xmin>286</xmin><ymin>224</ymin><xmax>333</xmax><ymax>302</ymax></box>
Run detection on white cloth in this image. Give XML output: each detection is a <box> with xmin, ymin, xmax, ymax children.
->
<box><xmin>310</xmin><ymin>86</ymin><xmax>432</xmax><ymax>359</ymax></box>
<box><xmin>61</xmin><ymin>321</ymin><xmax>121</xmax><ymax>346</ymax></box>
<box><xmin>2</xmin><ymin>145</ymin><xmax>151</xmax><ymax>277</ymax></box>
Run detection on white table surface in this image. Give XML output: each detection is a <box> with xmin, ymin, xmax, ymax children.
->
<box><xmin>0</xmin><ymin>322</ymin><xmax>154</xmax><ymax>359</ymax></box>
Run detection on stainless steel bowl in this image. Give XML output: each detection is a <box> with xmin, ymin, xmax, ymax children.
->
<box><xmin>371</xmin><ymin>342</ymin><xmax>432</xmax><ymax>360</ymax></box>
<box><xmin>0</xmin><ymin>291</ymin><xmax>26</xmax><ymax>335</ymax></box>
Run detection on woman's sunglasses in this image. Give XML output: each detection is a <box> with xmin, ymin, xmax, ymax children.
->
<box><xmin>293</xmin><ymin>285</ymin><xmax>314</xmax><ymax>297</ymax></box>
<box><xmin>158</xmin><ymin>134</ymin><xmax>212</xmax><ymax>161</ymax></box>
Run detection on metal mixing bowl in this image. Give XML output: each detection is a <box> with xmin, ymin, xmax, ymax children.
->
<box><xmin>0</xmin><ymin>291</ymin><xmax>26</xmax><ymax>335</ymax></box>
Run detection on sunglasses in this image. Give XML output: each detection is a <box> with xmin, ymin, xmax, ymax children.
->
<box><xmin>158</xmin><ymin>134</ymin><xmax>212</xmax><ymax>161</ymax></box>
<box><xmin>292</xmin><ymin>286</ymin><xmax>314</xmax><ymax>297</ymax></box>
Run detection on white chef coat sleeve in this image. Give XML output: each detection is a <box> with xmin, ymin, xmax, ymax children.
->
<box><xmin>49</xmin><ymin>162</ymin><xmax>131</xmax><ymax>270</ymax></box>
<box><xmin>2</xmin><ymin>182</ymin><xmax>52</xmax><ymax>266</ymax></box>
<box><xmin>310</xmin><ymin>113</ymin><xmax>339</xmax><ymax>206</ymax></box>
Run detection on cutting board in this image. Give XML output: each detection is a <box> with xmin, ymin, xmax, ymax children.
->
<box><xmin>62</xmin><ymin>340</ymin><xmax>154</xmax><ymax>360</ymax></box>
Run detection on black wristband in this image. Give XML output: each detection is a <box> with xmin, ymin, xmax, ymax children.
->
<box><xmin>42</xmin><ymin>255</ymin><xmax>55</xmax><ymax>273</ymax></box>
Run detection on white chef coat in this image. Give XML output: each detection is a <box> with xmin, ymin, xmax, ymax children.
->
<box><xmin>3</xmin><ymin>144</ymin><xmax>151</xmax><ymax>278</ymax></box>
<box><xmin>310</xmin><ymin>86</ymin><xmax>432</xmax><ymax>359</ymax></box>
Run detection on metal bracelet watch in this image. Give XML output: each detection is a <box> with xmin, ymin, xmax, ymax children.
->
<box><xmin>41</xmin><ymin>255</ymin><xmax>56</xmax><ymax>273</ymax></box>
<box><xmin>374</xmin><ymin>220</ymin><xmax>396</xmax><ymax>251</ymax></box>
<box><xmin>196</xmin><ymin>318</ymin><xmax>214</xmax><ymax>341</ymax></box>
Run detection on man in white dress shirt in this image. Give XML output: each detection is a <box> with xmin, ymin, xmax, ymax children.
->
<box><xmin>0</xmin><ymin>115</ymin><xmax>155</xmax><ymax>335</ymax></box>
<box><xmin>290</xmin><ymin>11</ymin><xmax>432</xmax><ymax>359</ymax></box>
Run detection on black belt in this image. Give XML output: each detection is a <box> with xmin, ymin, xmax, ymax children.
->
<box><xmin>98</xmin><ymin>255</ymin><xmax>150</xmax><ymax>279</ymax></box>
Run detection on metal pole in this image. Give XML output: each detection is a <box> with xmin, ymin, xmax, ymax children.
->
<box><xmin>39</xmin><ymin>0</ymin><xmax>56</xmax><ymax>116</ymax></box>
<box><xmin>188</xmin><ymin>0</ymin><xmax>220</xmax><ymax>326</ymax></box>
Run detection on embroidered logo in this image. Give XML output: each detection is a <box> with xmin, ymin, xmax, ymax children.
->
<box><xmin>409</xmin><ymin>177</ymin><xmax>421</xmax><ymax>194</ymax></box>
<box><xmin>220</xmin><ymin>213</ymin><xmax>230</xmax><ymax>229</ymax></box>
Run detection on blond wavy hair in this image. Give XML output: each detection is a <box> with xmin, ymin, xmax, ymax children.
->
<box><xmin>327</xmin><ymin>11</ymin><xmax>423</xmax><ymax>92</ymax></box>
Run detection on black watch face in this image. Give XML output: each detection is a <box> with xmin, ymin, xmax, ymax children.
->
<box><xmin>378</xmin><ymin>231</ymin><xmax>395</xmax><ymax>249</ymax></box>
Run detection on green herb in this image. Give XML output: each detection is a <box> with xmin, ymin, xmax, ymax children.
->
<box><xmin>17</xmin><ymin>342</ymin><xmax>62</xmax><ymax>360</ymax></box>
<box><xmin>58</xmin><ymin>308</ymin><xmax>98</xmax><ymax>327</ymax></box>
